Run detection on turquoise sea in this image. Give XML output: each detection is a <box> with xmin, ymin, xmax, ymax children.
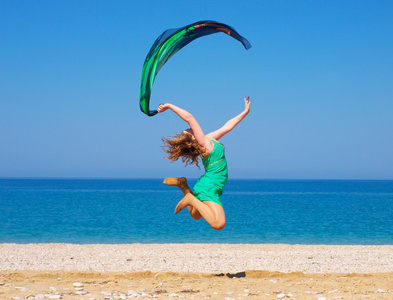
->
<box><xmin>0</xmin><ymin>179</ymin><xmax>392</xmax><ymax>244</ymax></box>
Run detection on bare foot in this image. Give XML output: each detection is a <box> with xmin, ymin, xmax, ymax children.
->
<box><xmin>164</xmin><ymin>177</ymin><xmax>192</xmax><ymax>196</ymax></box>
<box><xmin>174</xmin><ymin>194</ymin><xmax>192</xmax><ymax>214</ymax></box>
<box><xmin>163</xmin><ymin>177</ymin><xmax>186</xmax><ymax>186</ymax></box>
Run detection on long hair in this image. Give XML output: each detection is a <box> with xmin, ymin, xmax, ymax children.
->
<box><xmin>162</xmin><ymin>133</ymin><xmax>203</xmax><ymax>168</ymax></box>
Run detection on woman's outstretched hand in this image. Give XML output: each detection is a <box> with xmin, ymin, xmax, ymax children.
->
<box><xmin>244</xmin><ymin>96</ymin><xmax>251</xmax><ymax>113</ymax></box>
<box><xmin>157</xmin><ymin>103</ymin><xmax>171</xmax><ymax>113</ymax></box>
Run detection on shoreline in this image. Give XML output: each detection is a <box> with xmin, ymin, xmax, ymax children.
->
<box><xmin>1</xmin><ymin>244</ymin><xmax>392</xmax><ymax>299</ymax></box>
<box><xmin>1</xmin><ymin>243</ymin><xmax>392</xmax><ymax>273</ymax></box>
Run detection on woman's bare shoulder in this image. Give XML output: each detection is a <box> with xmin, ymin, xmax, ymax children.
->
<box><xmin>201</xmin><ymin>136</ymin><xmax>214</xmax><ymax>156</ymax></box>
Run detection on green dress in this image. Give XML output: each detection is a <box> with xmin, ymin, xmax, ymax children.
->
<box><xmin>193</xmin><ymin>139</ymin><xmax>228</xmax><ymax>206</ymax></box>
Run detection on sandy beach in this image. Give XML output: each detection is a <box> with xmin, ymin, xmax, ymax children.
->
<box><xmin>1</xmin><ymin>244</ymin><xmax>392</xmax><ymax>299</ymax></box>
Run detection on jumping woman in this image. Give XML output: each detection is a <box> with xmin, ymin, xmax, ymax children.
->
<box><xmin>158</xmin><ymin>96</ymin><xmax>251</xmax><ymax>230</ymax></box>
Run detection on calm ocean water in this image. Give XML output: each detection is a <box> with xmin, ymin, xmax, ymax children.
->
<box><xmin>0</xmin><ymin>179</ymin><xmax>392</xmax><ymax>244</ymax></box>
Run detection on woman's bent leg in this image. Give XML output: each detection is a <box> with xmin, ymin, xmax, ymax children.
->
<box><xmin>175</xmin><ymin>195</ymin><xmax>226</xmax><ymax>230</ymax></box>
<box><xmin>163</xmin><ymin>177</ymin><xmax>202</xmax><ymax>220</ymax></box>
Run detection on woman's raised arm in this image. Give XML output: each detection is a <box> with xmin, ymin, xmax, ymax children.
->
<box><xmin>207</xmin><ymin>96</ymin><xmax>251</xmax><ymax>141</ymax></box>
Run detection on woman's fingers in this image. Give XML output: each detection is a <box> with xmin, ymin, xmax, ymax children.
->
<box><xmin>158</xmin><ymin>104</ymin><xmax>167</xmax><ymax>113</ymax></box>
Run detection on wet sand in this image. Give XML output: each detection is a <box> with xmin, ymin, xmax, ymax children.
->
<box><xmin>1</xmin><ymin>244</ymin><xmax>392</xmax><ymax>299</ymax></box>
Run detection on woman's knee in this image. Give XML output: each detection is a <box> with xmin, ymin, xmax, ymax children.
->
<box><xmin>211</xmin><ymin>220</ymin><xmax>226</xmax><ymax>230</ymax></box>
<box><xmin>191</xmin><ymin>213</ymin><xmax>202</xmax><ymax>220</ymax></box>
<box><xmin>190</xmin><ymin>208</ymin><xmax>202</xmax><ymax>220</ymax></box>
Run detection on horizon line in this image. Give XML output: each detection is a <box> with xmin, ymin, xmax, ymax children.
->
<box><xmin>1</xmin><ymin>177</ymin><xmax>392</xmax><ymax>181</ymax></box>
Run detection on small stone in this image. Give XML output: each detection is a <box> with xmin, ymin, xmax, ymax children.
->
<box><xmin>35</xmin><ymin>295</ymin><xmax>45</xmax><ymax>299</ymax></box>
<box><xmin>16</xmin><ymin>286</ymin><xmax>29</xmax><ymax>291</ymax></box>
<box><xmin>13</xmin><ymin>297</ymin><xmax>24</xmax><ymax>300</ymax></box>
<box><xmin>377</xmin><ymin>289</ymin><xmax>385</xmax><ymax>293</ymax></box>
<box><xmin>74</xmin><ymin>287</ymin><xmax>84</xmax><ymax>291</ymax></box>
<box><xmin>76</xmin><ymin>291</ymin><xmax>87</xmax><ymax>295</ymax></box>
<box><xmin>244</xmin><ymin>289</ymin><xmax>250</xmax><ymax>293</ymax></box>
<box><xmin>0</xmin><ymin>282</ymin><xmax>5</xmax><ymax>286</ymax></box>
<box><xmin>277</xmin><ymin>293</ymin><xmax>285</xmax><ymax>299</ymax></box>
<box><xmin>224</xmin><ymin>297</ymin><xmax>235</xmax><ymax>300</ymax></box>
<box><xmin>128</xmin><ymin>289</ymin><xmax>140</xmax><ymax>297</ymax></box>
<box><xmin>287</xmin><ymin>292</ymin><xmax>294</xmax><ymax>297</ymax></box>
<box><xmin>26</xmin><ymin>295</ymin><xmax>35</xmax><ymax>299</ymax></box>
<box><xmin>270</xmin><ymin>279</ymin><xmax>277</xmax><ymax>284</ymax></box>
<box><xmin>73</xmin><ymin>282</ymin><xmax>84</xmax><ymax>288</ymax></box>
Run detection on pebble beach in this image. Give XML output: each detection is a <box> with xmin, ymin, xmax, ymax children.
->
<box><xmin>1</xmin><ymin>244</ymin><xmax>392</xmax><ymax>299</ymax></box>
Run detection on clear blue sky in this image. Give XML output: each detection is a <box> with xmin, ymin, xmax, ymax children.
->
<box><xmin>1</xmin><ymin>0</ymin><xmax>392</xmax><ymax>179</ymax></box>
